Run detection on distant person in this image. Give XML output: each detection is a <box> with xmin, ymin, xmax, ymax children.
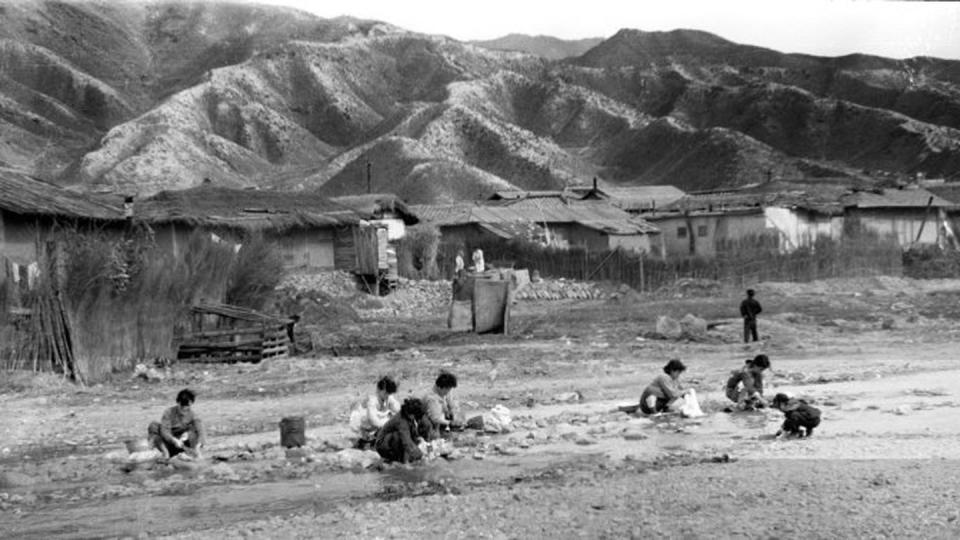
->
<box><xmin>149</xmin><ymin>388</ymin><xmax>206</xmax><ymax>458</ymax></box>
<box><xmin>725</xmin><ymin>354</ymin><xmax>771</xmax><ymax>411</ymax></box>
<box><xmin>472</xmin><ymin>248</ymin><xmax>485</xmax><ymax>273</ymax></box>
<box><xmin>772</xmin><ymin>393</ymin><xmax>821</xmax><ymax>438</ymax></box>
<box><xmin>740</xmin><ymin>289</ymin><xmax>762</xmax><ymax>343</ymax></box>
<box><xmin>639</xmin><ymin>359</ymin><xmax>692</xmax><ymax>415</ymax></box>
<box><xmin>349</xmin><ymin>376</ymin><xmax>401</xmax><ymax>449</ymax></box>
<box><xmin>375</xmin><ymin>398</ymin><xmax>427</xmax><ymax>464</ymax></box>
<box><xmin>454</xmin><ymin>250</ymin><xmax>465</xmax><ymax>279</ymax></box>
<box><xmin>422</xmin><ymin>371</ymin><xmax>464</xmax><ymax>439</ymax></box>
<box><xmin>286</xmin><ymin>314</ymin><xmax>301</xmax><ymax>354</ymax></box>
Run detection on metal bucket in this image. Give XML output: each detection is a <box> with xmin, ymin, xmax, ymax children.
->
<box><xmin>279</xmin><ymin>416</ymin><xmax>306</xmax><ymax>448</ymax></box>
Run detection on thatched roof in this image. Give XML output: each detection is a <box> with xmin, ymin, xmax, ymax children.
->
<box><xmin>843</xmin><ymin>187</ymin><xmax>956</xmax><ymax>209</ymax></box>
<box><xmin>329</xmin><ymin>193</ymin><xmax>419</xmax><ymax>225</ymax></box>
<box><xmin>0</xmin><ymin>167</ymin><xmax>122</xmax><ymax>220</ymax></box>
<box><xmin>413</xmin><ymin>199</ymin><xmax>660</xmax><ymax>236</ymax></box>
<box><xmin>135</xmin><ymin>186</ymin><xmax>362</xmax><ymax>230</ymax></box>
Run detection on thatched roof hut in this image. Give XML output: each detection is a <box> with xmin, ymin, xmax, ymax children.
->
<box><xmin>329</xmin><ymin>193</ymin><xmax>419</xmax><ymax>225</ymax></box>
<box><xmin>0</xmin><ymin>168</ymin><xmax>122</xmax><ymax>220</ymax></box>
<box><xmin>135</xmin><ymin>186</ymin><xmax>362</xmax><ymax>231</ymax></box>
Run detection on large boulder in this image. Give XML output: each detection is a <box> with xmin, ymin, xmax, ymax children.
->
<box><xmin>655</xmin><ymin>315</ymin><xmax>682</xmax><ymax>339</ymax></box>
<box><xmin>679</xmin><ymin>313</ymin><xmax>708</xmax><ymax>338</ymax></box>
<box><xmin>332</xmin><ymin>448</ymin><xmax>381</xmax><ymax>469</ymax></box>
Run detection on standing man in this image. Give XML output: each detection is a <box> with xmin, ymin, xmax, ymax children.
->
<box><xmin>471</xmin><ymin>248</ymin><xmax>485</xmax><ymax>274</ymax></box>
<box><xmin>740</xmin><ymin>289</ymin><xmax>762</xmax><ymax>343</ymax></box>
<box><xmin>454</xmin><ymin>249</ymin><xmax>465</xmax><ymax>279</ymax></box>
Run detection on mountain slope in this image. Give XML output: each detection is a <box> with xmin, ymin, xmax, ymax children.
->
<box><xmin>471</xmin><ymin>34</ymin><xmax>603</xmax><ymax>60</ymax></box>
<box><xmin>3</xmin><ymin>3</ymin><xmax>960</xmax><ymax>203</ymax></box>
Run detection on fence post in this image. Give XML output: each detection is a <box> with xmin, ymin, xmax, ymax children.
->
<box><xmin>639</xmin><ymin>256</ymin><xmax>645</xmax><ymax>293</ymax></box>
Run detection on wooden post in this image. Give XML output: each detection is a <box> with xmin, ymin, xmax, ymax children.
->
<box><xmin>639</xmin><ymin>256</ymin><xmax>645</xmax><ymax>293</ymax></box>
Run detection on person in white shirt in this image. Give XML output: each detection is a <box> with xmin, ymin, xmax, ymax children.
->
<box><xmin>350</xmin><ymin>376</ymin><xmax>401</xmax><ymax>448</ymax></box>
<box><xmin>471</xmin><ymin>248</ymin><xmax>485</xmax><ymax>273</ymax></box>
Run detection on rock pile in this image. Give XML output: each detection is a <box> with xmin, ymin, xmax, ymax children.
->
<box><xmin>360</xmin><ymin>278</ymin><xmax>452</xmax><ymax>319</ymax></box>
<box><xmin>278</xmin><ymin>271</ymin><xmax>361</xmax><ymax>297</ymax></box>
<box><xmin>270</xmin><ymin>288</ymin><xmax>360</xmax><ymax>326</ymax></box>
<box><xmin>514</xmin><ymin>278</ymin><xmax>617</xmax><ymax>301</ymax></box>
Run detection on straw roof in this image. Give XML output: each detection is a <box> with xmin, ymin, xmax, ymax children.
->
<box><xmin>135</xmin><ymin>186</ymin><xmax>362</xmax><ymax>230</ymax></box>
<box><xmin>329</xmin><ymin>194</ymin><xmax>419</xmax><ymax>224</ymax></box>
<box><xmin>926</xmin><ymin>182</ymin><xmax>960</xmax><ymax>205</ymax></box>
<box><xmin>843</xmin><ymin>187</ymin><xmax>956</xmax><ymax>209</ymax></box>
<box><xmin>0</xmin><ymin>167</ymin><xmax>122</xmax><ymax>220</ymax></box>
<box><xmin>660</xmin><ymin>181</ymin><xmax>852</xmax><ymax>215</ymax></box>
<box><xmin>413</xmin><ymin>198</ymin><xmax>660</xmax><ymax>236</ymax></box>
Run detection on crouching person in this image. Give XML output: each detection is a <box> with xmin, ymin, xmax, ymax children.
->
<box><xmin>375</xmin><ymin>398</ymin><xmax>427</xmax><ymax>464</ymax></box>
<box><xmin>421</xmin><ymin>371</ymin><xmax>465</xmax><ymax>439</ymax></box>
<box><xmin>773</xmin><ymin>393</ymin><xmax>821</xmax><ymax>438</ymax></box>
<box><xmin>640</xmin><ymin>359</ymin><xmax>691</xmax><ymax>415</ymax></box>
<box><xmin>350</xmin><ymin>376</ymin><xmax>401</xmax><ymax>449</ymax></box>
<box><xmin>725</xmin><ymin>354</ymin><xmax>771</xmax><ymax>410</ymax></box>
<box><xmin>149</xmin><ymin>388</ymin><xmax>206</xmax><ymax>458</ymax></box>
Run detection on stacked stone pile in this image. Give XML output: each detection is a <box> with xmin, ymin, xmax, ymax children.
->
<box><xmin>514</xmin><ymin>278</ymin><xmax>619</xmax><ymax>301</ymax></box>
<box><xmin>278</xmin><ymin>271</ymin><xmax>361</xmax><ymax>297</ymax></box>
<box><xmin>360</xmin><ymin>278</ymin><xmax>452</xmax><ymax>319</ymax></box>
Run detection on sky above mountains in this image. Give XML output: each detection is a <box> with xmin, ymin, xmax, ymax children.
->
<box><xmin>249</xmin><ymin>0</ymin><xmax>960</xmax><ymax>60</ymax></box>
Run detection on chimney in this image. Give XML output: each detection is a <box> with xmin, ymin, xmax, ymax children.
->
<box><xmin>123</xmin><ymin>196</ymin><xmax>134</xmax><ymax>219</ymax></box>
<box><xmin>593</xmin><ymin>177</ymin><xmax>598</xmax><ymax>191</ymax></box>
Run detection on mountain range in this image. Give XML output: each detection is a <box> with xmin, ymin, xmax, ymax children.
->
<box><xmin>2</xmin><ymin>1</ymin><xmax>959</xmax><ymax>204</ymax></box>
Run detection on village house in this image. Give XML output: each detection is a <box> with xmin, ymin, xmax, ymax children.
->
<box><xmin>133</xmin><ymin>186</ymin><xmax>418</xmax><ymax>272</ymax></box>
<box><xmin>0</xmin><ymin>167</ymin><xmax>123</xmax><ymax>270</ymax></box>
<box><xmin>841</xmin><ymin>186</ymin><xmax>957</xmax><ymax>247</ymax></box>
<box><xmin>570</xmin><ymin>181</ymin><xmax>687</xmax><ymax>214</ymax></box>
<box><xmin>640</xmin><ymin>183</ymin><xmax>849</xmax><ymax>258</ymax></box>
<box><xmin>414</xmin><ymin>191</ymin><xmax>662</xmax><ymax>256</ymax></box>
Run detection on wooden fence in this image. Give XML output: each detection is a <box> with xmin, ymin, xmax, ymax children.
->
<box><xmin>427</xmin><ymin>233</ymin><xmax>904</xmax><ymax>291</ymax></box>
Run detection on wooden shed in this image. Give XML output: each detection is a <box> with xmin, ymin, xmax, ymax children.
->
<box><xmin>175</xmin><ymin>304</ymin><xmax>290</xmax><ymax>364</ymax></box>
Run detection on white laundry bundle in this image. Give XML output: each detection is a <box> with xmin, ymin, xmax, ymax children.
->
<box><xmin>679</xmin><ymin>389</ymin><xmax>706</xmax><ymax>418</ymax></box>
<box><xmin>481</xmin><ymin>405</ymin><xmax>512</xmax><ymax>433</ymax></box>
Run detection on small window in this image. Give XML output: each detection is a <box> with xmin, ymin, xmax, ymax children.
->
<box><xmin>698</xmin><ymin>225</ymin><xmax>708</xmax><ymax>237</ymax></box>
<box><xmin>677</xmin><ymin>227</ymin><xmax>687</xmax><ymax>238</ymax></box>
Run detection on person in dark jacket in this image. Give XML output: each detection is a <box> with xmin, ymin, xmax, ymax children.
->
<box><xmin>375</xmin><ymin>398</ymin><xmax>427</xmax><ymax>463</ymax></box>
<box><xmin>740</xmin><ymin>289</ymin><xmax>762</xmax><ymax>343</ymax></box>
<box><xmin>772</xmin><ymin>393</ymin><xmax>822</xmax><ymax>438</ymax></box>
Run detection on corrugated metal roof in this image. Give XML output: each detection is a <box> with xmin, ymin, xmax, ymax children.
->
<box><xmin>488</xmin><ymin>190</ymin><xmax>571</xmax><ymax>200</ymax></box>
<box><xmin>602</xmin><ymin>186</ymin><xmax>687</xmax><ymax>210</ymax></box>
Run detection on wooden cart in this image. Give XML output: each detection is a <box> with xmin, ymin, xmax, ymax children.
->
<box><xmin>175</xmin><ymin>304</ymin><xmax>290</xmax><ymax>364</ymax></box>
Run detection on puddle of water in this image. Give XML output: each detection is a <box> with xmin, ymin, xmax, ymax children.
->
<box><xmin>3</xmin><ymin>473</ymin><xmax>380</xmax><ymax>540</ymax></box>
<box><xmin>1</xmin><ymin>453</ymin><xmax>588</xmax><ymax>540</ymax></box>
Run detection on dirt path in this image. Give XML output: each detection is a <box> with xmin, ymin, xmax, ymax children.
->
<box><xmin>4</xmin><ymin>280</ymin><xmax>960</xmax><ymax>538</ymax></box>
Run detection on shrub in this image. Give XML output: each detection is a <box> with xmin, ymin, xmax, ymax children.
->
<box><xmin>397</xmin><ymin>224</ymin><xmax>440</xmax><ymax>279</ymax></box>
<box><xmin>226</xmin><ymin>234</ymin><xmax>285</xmax><ymax>310</ymax></box>
<box><xmin>4</xmin><ymin>226</ymin><xmax>286</xmax><ymax>381</ymax></box>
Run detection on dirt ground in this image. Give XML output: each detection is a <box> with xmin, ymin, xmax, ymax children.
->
<box><xmin>3</xmin><ymin>274</ymin><xmax>960</xmax><ymax>539</ymax></box>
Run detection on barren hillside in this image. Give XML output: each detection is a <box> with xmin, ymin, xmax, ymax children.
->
<box><xmin>470</xmin><ymin>33</ymin><xmax>604</xmax><ymax>60</ymax></box>
<box><xmin>2</xmin><ymin>2</ymin><xmax>959</xmax><ymax>202</ymax></box>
